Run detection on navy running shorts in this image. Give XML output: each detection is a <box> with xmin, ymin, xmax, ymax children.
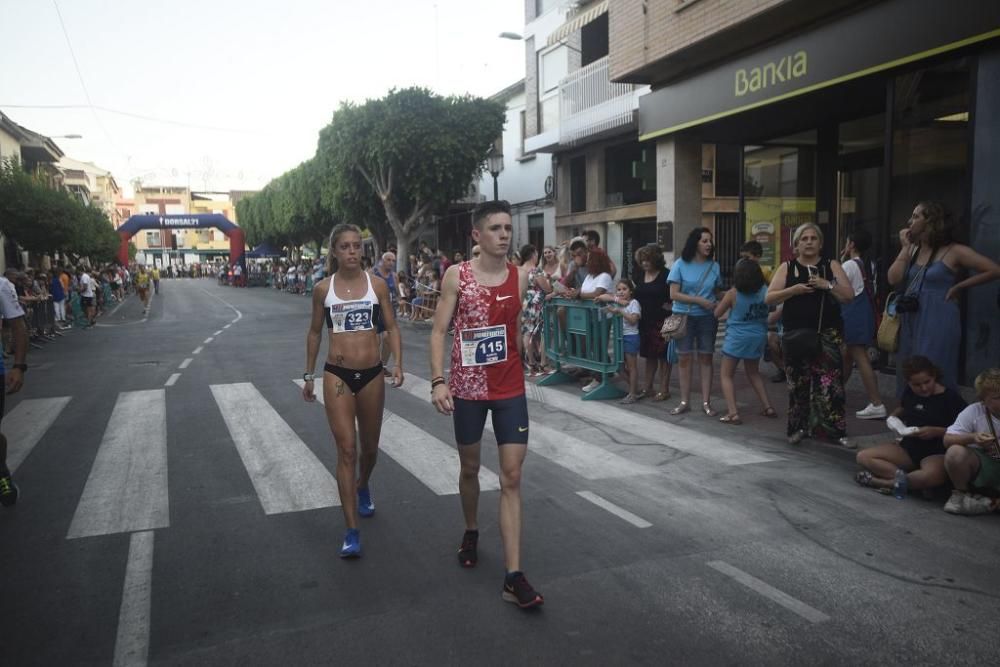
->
<box><xmin>453</xmin><ymin>394</ymin><xmax>529</xmax><ymax>446</ymax></box>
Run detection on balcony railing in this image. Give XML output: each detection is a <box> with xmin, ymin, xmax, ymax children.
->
<box><xmin>559</xmin><ymin>56</ymin><xmax>648</xmax><ymax>146</ymax></box>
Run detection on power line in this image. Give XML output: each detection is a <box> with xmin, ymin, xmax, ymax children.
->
<box><xmin>51</xmin><ymin>0</ymin><xmax>119</xmax><ymax>151</ymax></box>
<box><xmin>0</xmin><ymin>103</ymin><xmax>269</xmax><ymax>135</ymax></box>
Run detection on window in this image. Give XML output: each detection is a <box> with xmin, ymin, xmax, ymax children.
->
<box><xmin>580</xmin><ymin>12</ymin><xmax>609</xmax><ymax>66</ymax></box>
<box><xmin>570</xmin><ymin>156</ymin><xmax>587</xmax><ymax>213</ymax></box>
<box><xmin>714</xmin><ymin>144</ymin><xmax>741</xmax><ymax>196</ymax></box>
<box><xmin>528</xmin><ymin>214</ymin><xmax>544</xmax><ymax>251</ymax></box>
<box><xmin>536</xmin><ymin>0</ymin><xmax>559</xmax><ymax>16</ymax></box>
<box><xmin>519</xmin><ymin>109</ymin><xmax>526</xmax><ymax>157</ymax></box>
<box><xmin>539</xmin><ymin>47</ymin><xmax>569</xmax><ymax>94</ymax></box>
<box><xmin>605</xmin><ymin>141</ymin><xmax>655</xmax><ymax>206</ymax></box>
<box><xmin>146</xmin><ymin>231</ymin><xmax>161</xmax><ymax>247</ymax></box>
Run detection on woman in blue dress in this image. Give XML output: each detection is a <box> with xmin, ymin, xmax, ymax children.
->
<box><xmin>714</xmin><ymin>259</ymin><xmax>776</xmax><ymax>424</ymax></box>
<box><xmin>887</xmin><ymin>202</ymin><xmax>1000</xmax><ymax>397</ymax></box>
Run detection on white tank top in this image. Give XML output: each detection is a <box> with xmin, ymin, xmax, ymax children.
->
<box><xmin>324</xmin><ymin>272</ymin><xmax>382</xmax><ymax>333</ymax></box>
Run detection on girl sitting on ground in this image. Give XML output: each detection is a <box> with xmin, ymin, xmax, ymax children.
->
<box><xmin>855</xmin><ymin>355</ymin><xmax>966</xmax><ymax>494</ymax></box>
<box><xmin>598</xmin><ymin>279</ymin><xmax>642</xmax><ymax>404</ymax></box>
<box><xmin>713</xmin><ymin>258</ymin><xmax>776</xmax><ymax>424</ymax></box>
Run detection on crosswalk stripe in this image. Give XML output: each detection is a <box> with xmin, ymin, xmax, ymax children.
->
<box><xmin>67</xmin><ymin>390</ymin><xmax>170</xmax><ymax>539</ymax></box>
<box><xmin>576</xmin><ymin>491</ymin><xmax>652</xmax><ymax>528</ymax></box>
<box><xmin>399</xmin><ymin>376</ymin><xmax>658</xmax><ymax>480</ymax></box>
<box><xmin>4</xmin><ymin>397</ymin><xmax>72</xmax><ymax>473</ymax></box>
<box><xmin>211</xmin><ymin>383</ymin><xmax>340</xmax><ymax>514</ymax></box>
<box><xmin>295</xmin><ymin>378</ymin><xmax>501</xmax><ymax>494</ymax></box>
<box><xmin>525</xmin><ymin>382</ymin><xmax>781</xmax><ymax>466</ymax></box>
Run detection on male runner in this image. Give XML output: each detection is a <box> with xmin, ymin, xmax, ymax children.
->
<box><xmin>77</xmin><ymin>267</ymin><xmax>96</xmax><ymax>327</ymax></box>
<box><xmin>430</xmin><ymin>199</ymin><xmax>543</xmax><ymax>609</ymax></box>
<box><xmin>0</xmin><ymin>273</ymin><xmax>29</xmax><ymax>507</ymax></box>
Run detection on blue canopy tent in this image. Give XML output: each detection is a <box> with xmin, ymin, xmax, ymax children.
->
<box><xmin>246</xmin><ymin>242</ymin><xmax>284</xmax><ymax>259</ymax></box>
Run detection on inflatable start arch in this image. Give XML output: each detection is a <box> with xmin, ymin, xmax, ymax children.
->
<box><xmin>117</xmin><ymin>214</ymin><xmax>246</xmax><ymax>267</ymax></box>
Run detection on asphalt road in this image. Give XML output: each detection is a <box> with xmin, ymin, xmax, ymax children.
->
<box><xmin>2</xmin><ymin>279</ymin><xmax>998</xmax><ymax>666</ymax></box>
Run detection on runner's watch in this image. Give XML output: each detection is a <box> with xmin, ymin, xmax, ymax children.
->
<box><xmin>302</xmin><ymin>372</ymin><xmax>315</xmax><ymax>382</ymax></box>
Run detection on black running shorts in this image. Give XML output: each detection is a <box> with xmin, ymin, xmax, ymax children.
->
<box><xmin>453</xmin><ymin>394</ymin><xmax>529</xmax><ymax>446</ymax></box>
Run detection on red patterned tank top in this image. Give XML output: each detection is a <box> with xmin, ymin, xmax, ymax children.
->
<box><xmin>449</xmin><ymin>261</ymin><xmax>524</xmax><ymax>401</ymax></box>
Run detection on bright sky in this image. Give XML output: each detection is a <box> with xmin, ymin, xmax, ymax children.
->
<box><xmin>0</xmin><ymin>0</ymin><xmax>525</xmax><ymax>196</ymax></box>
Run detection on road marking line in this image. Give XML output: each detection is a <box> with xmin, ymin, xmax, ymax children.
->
<box><xmin>399</xmin><ymin>377</ymin><xmax>656</xmax><ymax>480</ymax></box>
<box><xmin>575</xmin><ymin>491</ymin><xmax>652</xmax><ymax>528</ymax></box>
<box><xmin>203</xmin><ymin>337</ymin><xmax>214</xmax><ymax>344</ymax></box>
<box><xmin>68</xmin><ymin>390</ymin><xmax>169</xmax><ymax>539</ymax></box>
<box><xmin>200</xmin><ymin>288</ymin><xmax>243</xmax><ymax>323</ymax></box>
<box><xmin>211</xmin><ymin>383</ymin><xmax>340</xmax><ymax>513</ymax></box>
<box><xmin>531</xmin><ymin>383</ymin><xmax>781</xmax><ymax>466</ymax></box>
<box><xmin>192</xmin><ymin>346</ymin><xmax>203</xmax><ymax>355</ymax></box>
<box><xmin>706</xmin><ymin>560</ymin><xmax>830</xmax><ymax>624</ymax></box>
<box><xmin>296</xmin><ymin>378</ymin><xmax>500</xmax><ymax>494</ymax></box>
<box><xmin>4</xmin><ymin>397</ymin><xmax>73</xmax><ymax>473</ymax></box>
<box><xmin>178</xmin><ymin>358</ymin><xmax>193</xmax><ymax>369</ymax></box>
<box><xmin>164</xmin><ymin>373</ymin><xmax>180</xmax><ymax>387</ymax></box>
<box><xmin>223</xmin><ymin>324</ymin><xmax>231</xmax><ymax>329</ymax></box>
<box><xmin>213</xmin><ymin>330</ymin><xmax>223</xmax><ymax>336</ymax></box>
<box><xmin>113</xmin><ymin>530</ymin><xmax>154</xmax><ymax>667</ymax></box>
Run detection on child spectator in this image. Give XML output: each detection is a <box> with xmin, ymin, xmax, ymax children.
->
<box><xmin>840</xmin><ymin>229</ymin><xmax>885</xmax><ymax>419</ymax></box>
<box><xmin>713</xmin><ymin>259</ymin><xmax>776</xmax><ymax>424</ymax></box>
<box><xmin>855</xmin><ymin>356</ymin><xmax>965</xmax><ymax>494</ymax></box>
<box><xmin>942</xmin><ymin>368</ymin><xmax>1000</xmax><ymax>514</ymax></box>
<box><xmin>739</xmin><ymin>240</ymin><xmax>772</xmax><ymax>283</ymax></box>
<box><xmin>598</xmin><ymin>280</ymin><xmax>642</xmax><ymax>404</ymax></box>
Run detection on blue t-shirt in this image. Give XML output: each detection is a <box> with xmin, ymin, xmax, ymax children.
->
<box><xmin>666</xmin><ymin>259</ymin><xmax>722</xmax><ymax>317</ymax></box>
<box><xmin>50</xmin><ymin>275</ymin><xmax>66</xmax><ymax>301</ymax></box>
<box><xmin>722</xmin><ymin>286</ymin><xmax>769</xmax><ymax>359</ymax></box>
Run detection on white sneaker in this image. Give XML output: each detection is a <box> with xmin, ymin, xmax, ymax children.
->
<box><xmin>961</xmin><ymin>494</ymin><xmax>996</xmax><ymax>515</ymax></box>
<box><xmin>943</xmin><ymin>490</ymin><xmax>968</xmax><ymax>514</ymax></box>
<box><xmin>856</xmin><ymin>403</ymin><xmax>887</xmax><ymax>420</ymax></box>
<box><xmin>581</xmin><ymin>379</ymin><xmax>600</xmax><ymax>393</ymax></box>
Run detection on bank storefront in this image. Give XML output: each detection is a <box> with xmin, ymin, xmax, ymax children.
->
<box><xmin>639</xmin><ymin>0</ymin><xmax>1000</xmax><ymax>385</ymax></box>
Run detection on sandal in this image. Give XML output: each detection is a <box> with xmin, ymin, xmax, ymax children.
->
<box><xmin>854</xmin><ymin>470</ymin><xmax>874</xmax><ymax>487</ymax></box>
<box><xmin>670</xmin><ymin>401</ymin><xmax>690</xmax><ymax>415</ymax></box>
<box><xmin>719</xmin><ymin>414</ymin><xmax>743</xmax><ymax>425</ymax></box>
<box><xmin>760</xmin><ymin>407</ymin><xmax>778</xmax><ymax>418</ymax></box>
<box><xmin>620</xmin><ymin>394</ymin><xmax>637</xmax><ymax>405</ymax></box>
<box><xmin>702</xmin><ymin>402</ymin><xmax>718</xmax><ymax>417</ymax></box>
<box><xmin>652</xmin><ymin>391</ymin><xmax>671</xmax><ymax>402</ymax></box>
<box><xmin>635</xmin><ymin>389</ymin><xmax>648</xmax><ymax>401</ymax></box>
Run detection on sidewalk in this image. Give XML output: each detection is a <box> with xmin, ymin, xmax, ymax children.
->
<box><xmin>530</xmin><ymin>356</ymin><xmax>894</xmax><ymax>456</ymax></box>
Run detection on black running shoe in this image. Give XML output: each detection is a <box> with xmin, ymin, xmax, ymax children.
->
<box><xmin>457</xmin><ymin>530</ymin><xmax>478</xmax><ymax>568</ymax></box>
<box><xmin>0</xmin><ymin>473</ymin><xmax>19</xmax><ymax>507</ymax></box>
<box><xmin>502</xmin><ymin>572</ymin><xmax>544</xmax><ymax>608</ymax></box>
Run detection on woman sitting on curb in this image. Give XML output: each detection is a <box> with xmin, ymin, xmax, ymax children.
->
<box><xmin>855</xmin><ymin>356</ymin><xmax>965</xmax><ymax>495</ymax></box>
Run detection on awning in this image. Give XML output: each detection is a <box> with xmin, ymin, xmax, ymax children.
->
<box><xmin>547</xmin><ymin>0</ymin><xmax>608</xmax><ymax>47</ymax></box>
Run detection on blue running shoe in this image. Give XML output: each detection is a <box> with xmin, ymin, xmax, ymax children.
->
<box><xmin>339</xmin><ymin>528</ymin><xmax>361</xmax><ymax>558</ymax></box>
<box><xmin>357</xmin><ymin>487</ymin><xmax>375</xmax><ymax>517</ymax></box>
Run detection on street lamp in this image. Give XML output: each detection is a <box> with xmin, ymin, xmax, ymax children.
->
<box><xmin>486</xmin><ymin>146</ymin><xmax>504</xmax><ymax>201</ymax></box>
<box><xmin>499</xmin><ymin>31</ymin><xmax>582</xmax><ymax>54</ymax></box>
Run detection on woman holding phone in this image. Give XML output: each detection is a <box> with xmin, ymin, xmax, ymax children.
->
<box><xmin>766</xmin><ymin>223</ymin><xmax>853</xmax><ymax>447</ymax></box>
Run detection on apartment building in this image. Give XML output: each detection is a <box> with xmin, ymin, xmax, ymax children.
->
<box><xmin>57</xmin><ymin>157</ymin><xmax>123</xmax><ymax>228</ymax></box>
<box><xmin>611</xmin><ymin>0</ymin><xmax>1000</xmax><ymax>383</ymax></box>
<box><xmin>520</xmin><ymin>0</ymin><xmax>742</xmax><ymax>280</ymax></box>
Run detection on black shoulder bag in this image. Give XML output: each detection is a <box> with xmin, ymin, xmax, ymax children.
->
<box><xmin>782</xmin><ymin>262</ymin><xmax>826</xmax><ymax>364</ymax></box>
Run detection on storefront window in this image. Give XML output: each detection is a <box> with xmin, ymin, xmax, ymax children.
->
<box><xmin>836</xmin><ymin>113</ymin><xmax>886</xmax><ymax>254</ymax></box>
<box><xmin>889</xmin><ymin>59</ymin><xmax>971</xmax><ymax>245</ymax></box>
<box><xmin>743</xmin><ymin>132</ymin><xmax>817</xmax><ymax>274</ymax></box>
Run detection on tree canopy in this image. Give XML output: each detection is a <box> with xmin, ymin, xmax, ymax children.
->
<box><xmin>0</xmin><ymin>158</ymin><xmax>120</xmax><ymax>263</ymax></box>
<box><xmin>240</xmin><ymin>87</ymin><xmax>505</xmax><ymax>265</ymax></box>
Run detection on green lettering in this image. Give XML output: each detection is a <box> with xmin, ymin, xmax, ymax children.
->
<box><xmin>793</xmin><ymin>51</ymin><xmax>807</xmax><ymax>77</ymax></box>
<box><xmin>748</xmin><ymin>67</ymin><xmax>762</xmax><ymax>92</ymax></box>
<box><xmin>735</xmin><ymin>69</ymin><xmax>748</xmax><ymax>96</ymax></box>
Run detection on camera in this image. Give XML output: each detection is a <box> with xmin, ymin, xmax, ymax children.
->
<box><xmin>895</xmin><ymin>294</ymin><xmax>920</xmax><ymax>313</ymax></box>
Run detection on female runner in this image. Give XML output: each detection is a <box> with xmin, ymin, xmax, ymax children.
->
<box><xmin>303</xmin><ymin>223</ymin><xmax>403</xmax><ymax>558</ymax></box>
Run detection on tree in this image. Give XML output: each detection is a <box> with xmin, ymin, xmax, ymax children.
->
<box><xmin>316</xmin><ymin>87</ymin><xmax>505</xmax><ymax>268</ymax></box>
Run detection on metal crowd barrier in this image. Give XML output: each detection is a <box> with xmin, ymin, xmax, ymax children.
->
<box><xmin>538</xmin><ymin>297</ymin><xmax>625</xmax><ymax>401</ymax></box>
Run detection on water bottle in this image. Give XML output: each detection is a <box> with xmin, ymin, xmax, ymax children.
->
<box><xmin>892</xmin><ymin>468</ymin><xmax>908</xmax><ymax>500</ymax></box>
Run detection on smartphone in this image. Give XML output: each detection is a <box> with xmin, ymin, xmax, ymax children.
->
<box><xmin>807</xmin><ymin>265</ymin><xmax>818</xmax><ymax>279</ymax></box>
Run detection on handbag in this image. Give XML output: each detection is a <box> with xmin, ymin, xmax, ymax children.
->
<box><xmin>660</xmin><ymin>262</ymin><xmax>714</xmax><ymax>341</ymax></box>
<box><xmin>782</xmin><ymin>263</ymin><xmax>826</xmax><ymax>363</ymax></box>
<box><xmin>876</xmin><ymin>249</ymin><xmax>930</xmax><ymax>353</ymax></box>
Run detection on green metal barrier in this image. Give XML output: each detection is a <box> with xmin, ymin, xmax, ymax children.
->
<box><xmin>537</xmin><ymin>297</ymin><xmax>625</xmax><ymax>400</ymax></box>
